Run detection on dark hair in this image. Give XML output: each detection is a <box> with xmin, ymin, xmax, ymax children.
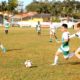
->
<box><xmin>4</xmin><ymin>16</ymin><xmax>8</xmax><ymax>20</ymax></box>
<box><xmin>62</xmin><ymin>24</ymin><xmax>68</xmax><ymax>28</ymax></box>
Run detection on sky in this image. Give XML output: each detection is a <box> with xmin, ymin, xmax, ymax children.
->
<box><xmin>0</xmin><ymin>0</ymin><xmax>32</xmax><ymax>7</ymax></box>
<box><xmin>0</xmin><ymin>0</ymin><xmax>80</xmax><ymax>9</ymax></box>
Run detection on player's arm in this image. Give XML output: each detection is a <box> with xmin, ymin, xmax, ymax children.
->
<box><xmin>75</xmin><ymin>34</ymin><xmax>79</xmax><ymax>37</ymax></box>
<box><xmin>54</xmin><ymin>33</ymin><xmax>60</xmax><ymax>43</ymax></box>
<box><xmin>69</xmin><ymin>34</ymin><xmax>76</xmax><ymax>39</ymax></box>
<box><xmin>54</xmin><ymin>33</ymin><xmax>58</xmax><ymax>40</ymax></box>
<box><xmin>69</xmin><ymin>33</ymin><xmax>79</xmax><ymax>39</ymax></box>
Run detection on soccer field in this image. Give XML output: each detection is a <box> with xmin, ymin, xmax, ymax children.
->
<box><xmin>0</xmin><ymin>27</ymin><xmax>80</xmax><ymax>80</ymax></box>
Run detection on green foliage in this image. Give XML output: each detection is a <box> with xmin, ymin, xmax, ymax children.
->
<box><xmin>0</xmin><ymin>0</ymin><xmax>18</xmax><ymax>13</ymax></box>
<box><xmin>8</xmin><ymin>0</ymin><xmax>18</xmax><ymax>12</ymax></box>
<box><xmin>26</xmin><ymin>2</ymin><xmax>50</xmax><ymax>13</ymax></box>
<box><xmin>26</xmin><ymin>1</ymin><xmax>80</xmax><ymax>17</ymax></box>
<box><xmin>51</xmin><ymin>17</ymin><xmax>60</xmax><ymax>22</ymax></box>
<box><xmin>0</xmin><ymin>1</ymin><xmax>8</xmax><ymax>11</ymax></box>
<box><xmin>72</xmin><ymin>13</ymin><xmax>80</xmax><ymax>19</ymax></box>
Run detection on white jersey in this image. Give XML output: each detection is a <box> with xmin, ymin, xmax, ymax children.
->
<box><xmin>36</xmin><ymin>23</ymin><xmax>41</xmax><ymax>31</ymax></box>
<box><xmin>61</xmin><ymin>32</ymin><xmax>70</xmax><ymax>51</ymax></box>
<box><xmin>50</xmin><ymin>23</ymin><xmax>56</xmax><ymax>29</ymax></box>
<box><xmin>4</xmin><ymin>20</ymin><xmax>9</xmax><ymax>26</ymax></box>
<box><xmin>50</xmin><ymin>23</ymin><xmax>59</xmax><ymax>34</ymax></box>
<box><xmin>62</xmin><ymin>32</ymin><xmax>70</xmax><ymax>40</ymax></box>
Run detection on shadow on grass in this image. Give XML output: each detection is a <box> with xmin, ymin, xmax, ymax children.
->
<box><xmin>30</xmin><ymin>65</ymin><xmax>38</xmax><ymax>68</ymax></box>
<box><xmin>70</xmin><ymin>62</ymin><xmax>80</xmax><ymax>65</ymax></box>
<box><xmin>59</xmin><ymin>62</ymin><xmax>80</xmax><ymax>65</ymax></box>
<box><xmin>7</xmin><ymin>48</ymin><xmax>23</xmax><ymax>52</ymax></box>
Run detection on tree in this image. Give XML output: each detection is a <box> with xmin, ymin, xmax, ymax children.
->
<box><xmin>26</xmin><ymin>2</ymin><xmax>49</xmax><ymax>13</ymax></box>
<box><xmin>26</xmin><ymin>0</ymin><xmax>80</xmax><ymax>17</ymax></box>
<box><xmin>0</xmin><ymin>1</ymin><xmax>7</xmax><ymax>12</ymax></box>
<box><xmin>8</xmin><ymin>0</ymin><xmax>18</xmax><ymax>13</ymax></box>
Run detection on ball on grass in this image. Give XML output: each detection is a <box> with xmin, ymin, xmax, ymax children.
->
<box><xmin>24</xmin><ymin>60</ymin><xmax>32</xmax><ymax>68</ymax></box>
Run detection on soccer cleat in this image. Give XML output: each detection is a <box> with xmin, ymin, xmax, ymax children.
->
<box><xmin>55</xmin><ymin>38</ymin><xmax>59</xmax><ymax>42</ymax></box>
<box><xmin>55</xmin><ymin>39</ymin><xmax>60</xmax><ymax>43</ymax></box>
<box><xmin>49</xmin><ymin>38</ymin><xmax>52</xmax><ymax>42</ymax></box>
<box><xmin>2</xmin><ymin>48</ymin><xmax>6</xmax><ymax>53</ymax></box>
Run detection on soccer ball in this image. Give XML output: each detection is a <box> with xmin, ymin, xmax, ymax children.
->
<box><xmin>24</xmin><ymin>60</ymin><xmax>32</xmax><ymax>68</ymax></box>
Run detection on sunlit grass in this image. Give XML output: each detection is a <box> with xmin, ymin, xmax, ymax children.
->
<box><xmin>0</xmin><ymin>27</ymin><xmax>80</xmax><ymax>80</ymax></box>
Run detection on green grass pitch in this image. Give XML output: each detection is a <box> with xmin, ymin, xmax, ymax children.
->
<box><xmin>0</xmin><ymin>27</ymin><xmax>80</xmax><ymax>80</ymax></box>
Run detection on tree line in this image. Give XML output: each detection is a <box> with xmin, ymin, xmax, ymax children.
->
<box><xmin>26</xmin><ymin>0</ymin><xmax>80</xmax><ymax>18</ymax></box>
<box><xmin>0</xmin><ymin>0</ymin><xmax>80</xmax><ymax>18</ymax></box>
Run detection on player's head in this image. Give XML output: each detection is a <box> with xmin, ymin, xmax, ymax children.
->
<box><xmin>65</xmin><ymin>14</ymin><xmax>70</xmax><ymax>21</ymax></box>
<box><xmin>4</xmin><ymin>16</ymin><xmax>8</xmax><ymax>20</ymax></box>
<box><xmin>61</xmin><ymin>24</ymin><xmax>68</xmax><ymax>32</ymax></box>
<box><xmin>73</xmin><ymin>22</ymin><xmax>80</xmax><ymax>31</ymax></box>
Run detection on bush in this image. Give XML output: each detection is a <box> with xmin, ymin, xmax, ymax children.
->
<box><xmin>51</xmin><ymin>17</ymin><xmax>60</xmax><ymax>22</ymax></box>
<box><xmin>72</xmin><ymin>13</ymin><xmax>80</xmax><ymax>19</ymax></box>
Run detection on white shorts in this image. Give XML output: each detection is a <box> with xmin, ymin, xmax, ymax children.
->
<box><xmin>50</xmin><ymin>28</ymin><xmax>55</xmax><ymax>35</ymax></box>
<box><xmin>57</xmin><ymin>48</ymin><xmax>69</xmax><ymax>59</ymax></box>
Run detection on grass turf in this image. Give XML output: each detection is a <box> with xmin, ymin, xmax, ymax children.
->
<box><xmin>0</xmin><ymin>27</ymin><xmax>80</xmax><ymax>80</ymax></box>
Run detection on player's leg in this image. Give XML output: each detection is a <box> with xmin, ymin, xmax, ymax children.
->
<box><xmin>49</xmin><ymin>29</ymin><xmax>53</xmax><ymax>42</ymax></box>
<box><xmin>5</xmin><ymin>30</ymin><xmax>8</xmax><ymax>34</ymax></box>
<box><xmin>51</xmin><ymin>48</ymin><xmax>62</xmax><ymax>65</ymax></box>
<box><xmin>75</xmin><ymin>47</ymin><xmax>80</xmax><ymax>59</ymax></box>
<box><xmin>38</xmin><ymin>30</ymin><xmax>41</xmax><ymax>35</ymax></box>
<box><xmin>52</xmin><ymin>29</ymin><xmax>59</xmax><ymax>42</ymax></box>
<box><xmin>0</xmin><ymin>43</ymin><xmax>6</xmax><ymax>53</ymax></box>
<box><xmin>63</xmin><ymin>50</ymin><xmax>75</xmax><ymax>60</ymax></box>
<box><xmin>53</xmin><ymin>33</ymin><xmax>59</xmax><ymax>42</ymax></box>
<box><xmin>68</xmin><ymin>52</ymin><xmax>75</xmax><ymax>59</ymax></box>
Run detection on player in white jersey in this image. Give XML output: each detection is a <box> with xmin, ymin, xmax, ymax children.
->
<box><xmin>3</xmin><ymin>18</ymin><xmax>10</xmax><ymax>34</ymax></box>
<box><xmin>49</xmin><ymin>21</ymin><xmax>59</xmax><ymax>42</ymax></box>
<box><xmin>69</xmin><ymin>22</ymin><xmax>80</xmax><ymax>59</ymax></box>
<box><xmin>51</xmin><ymin>24</ymin><xmax>75</xmax><ymax>65</ymax></box>
<box><xmin>36</xmin><ymin>21</ymin><xmax>41</xmax><ymax>35</ymax></box>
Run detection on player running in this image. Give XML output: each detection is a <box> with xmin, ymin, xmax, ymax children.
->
<box><xmin>51</xmin><ymin>24</ymin><xmax>75</xmax><ymax>65</ymax></box>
